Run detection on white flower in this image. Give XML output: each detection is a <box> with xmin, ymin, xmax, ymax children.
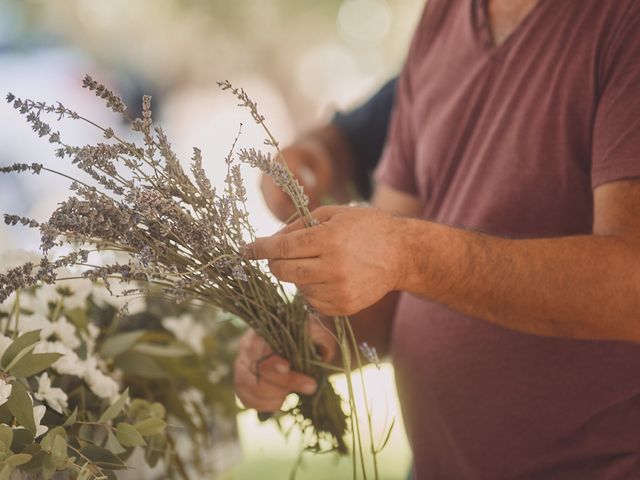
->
<box><xmin>0</xmin><ymin>379</ymin><xmax>12</xmax><ymax>406</ymax></box>
<box><xmin>181</xmin><ymin>388</ymin><xmax>205</xmax><ymax>428</ymax></box>
<box><xmin>16</xmin><ymin>312</ymin><xmax>80</xmax><ymax>350</ymax></box>
<box><xmin>1</xmin><ymin>291</ymin><xmax>17</xmax><ymax>313</ymax></box>
<box><xmin>87</xmin><ymin>324</ymin><xmax>100</xmax><ymax>340</ymax></box>
<box><xmin>125</xmin><ymin>297</ymin><xmax>147</xmax><ymax>316</ymax></box>
<box><xmin>34</xmin><ymin>341</ymin><xmax>86</xmax><ymax>378</ymax></box>
<box><xmin>24</xmin><ymin>284</ymin><xmax>60</xmax><ymax>317</ymax></box>
<box><xmin>83</xmin><ymin>358</ymin><xmax>120</xmax><ymax>401</ymax></box>
<box><xmin>0</xmin><ymin>334</ymin><xmax>13</xmax><ymax>359</ymax></box>
<box><xmin>33</xmin><ymin>405</ymin><xmax>48</xmax><ymax>437</ymax></box>
<box><xmin>55</xmin><ymin>354</ymin><xmax>86</xmax><ymax>377</ymax></box>
<box><xmin>208</xmin><ymin>364</ymin><xmax>229</xmax><ymax>384</ymax></box>
<box><xmin>81</xmin><ymin>324</ymin><xmax>101</xmax><ymax>356</ymax></box>
<box><xmin>17</xmin><ymin>313</ymin><xmax>53</xmax><ymax>339</ymax></box>
<box><xmin>91</xmin><ymin>283</ymin><xmax>146</xmax><ymax>315</ymax></box>
<box><xmin>163</xmin><ymin>314</ymin><xmax>206</xmax><ymax>355</ymax></box>
<box><xmin>34</xmin><ymin>373</ymin><xmax>68</xmax><ymax>414</ymax></box>
<box><xmin>57</xmin><ymin>275</ymin><xmax>93</xmax><ymax>311</ymax></box>
<box><xmin>89</xmin><ymin>284</ymin><xmax>116</xmax><ymax>308</ymax></box>
<box><xmin>49</xmin><ymin>316</ymin><xmax>81</xmax><ymax>350</ymax></box>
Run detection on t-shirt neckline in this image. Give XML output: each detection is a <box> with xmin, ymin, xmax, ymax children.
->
<box><xmin>474</xmin><ymin>0</ymin><xmax>547</xmax><ymax>56</ymax></box>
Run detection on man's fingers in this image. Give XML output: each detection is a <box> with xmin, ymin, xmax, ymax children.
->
<box><xmin>235</xmin><ymin>357</ymin><xmax>318</xmax><ymax>413</ymax></box>
<box><xmin>236</xmin><ymin>356</ymin><xmax>289</xmax><ymax>393</ymax></box>
<box><xmin>268</xmin><ymin>258</ymin><xmax>326</xmax><ymax>284</ymax></box>
<box><xmin>288</xmin><ymin>371</ymin><xmax>318</xmax><ymax>395</ymax></box>
<box><xmin>300</xmin><ymin>289</ymin><xmax>349</xmax><ymax>317</ymax></box>
<box><xmin>236</xmin><ymin>385</ymin><xmax>288</xmax><ymax>412</ymax></box>
<box><xmin>249</xmin><ymin>355</ymin><xmax>318</xmax><ymax>395</ymax></box>
<box><xmin>240</xmin><ymin>329</ymin><xmax>273</xmax><ymax>360</ymax></box>
<box><xmin>251</xmin><ymin>353</ymin><xmax>290</xmax><ymax>379</ymax></box>
<box><xmin>277</xmin><ymin>217</ymin><xmax>306</xmax><ymax>235</ymax></box>
<box><xmin>245</xmin><ymin>228</ymin><xmax>324</xmax><ymax>260</ymax></box>
<box><xmin>297</xmin><ymin>284</ymin><xmax>337</xmax><ymax>304</ymax></box>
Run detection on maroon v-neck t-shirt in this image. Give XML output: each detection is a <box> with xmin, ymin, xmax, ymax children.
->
<box><xmin>375</xmin><ymin>0</ymin><xmax>640</xmax><ymax>478</ymax></box>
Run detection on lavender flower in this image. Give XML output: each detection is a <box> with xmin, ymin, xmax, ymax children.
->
<box><xmin>1</xmin><ymin>76</ymin><xmax>350</xmax><ymax>455</ymax></box>
<box><xmin>359</xmin><ymin>342</ymin><xmax>381</xmax><ymax>368</ymax></box>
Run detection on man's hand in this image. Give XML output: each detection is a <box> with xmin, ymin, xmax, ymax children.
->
<box><xmin>245</xmin><ymin>205</ymin><xmax>410</xmax><ymax>316</ymax></box>
<box><xmin>262</xmin><ymin>139</ymin><xmax>335</xmax><ymax>222</ymax></box>
<box><xmin>234</xmin><ymin>319</ymin><xmax>337</xmax><ymax>412</ymax></box>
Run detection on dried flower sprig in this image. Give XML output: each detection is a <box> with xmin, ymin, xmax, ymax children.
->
<box><xmin>218</xmin><ymin>80</ymin><xmax>383</xmax><ymax>479</ymax></box>
<box><xmin>2</xmin><ymin>76</ymin><xmax>360</xmax><ymax>460</ymax></box>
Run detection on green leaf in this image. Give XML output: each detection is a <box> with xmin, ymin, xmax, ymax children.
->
<box><xmin>41</xmin><ymin>454</ymin><xmax>55</xmax><ymax>480</ymax></box>
<box><xmin>114</xmin><ymin>351</ymin><xmax>168</xmax><ymax>379</ymax></box>
<box><xmin>0</xmin><ymin>441</ymin><xmax>9</xmax><ymax>462</ymax></box>
<box><xmin>77</xmin><ymin>425</ymin><xmax>93</xmax><ymax>443</ymax></box>
<box><xmin>0</xmin><ymin>465</ymin><xmax>11</xmax><ymax>480</ymax></box>
<box><xmin>99</xmin><ymin>331</ymin><xmax>145</xmax><ymax>358</ymax></box>
<box><xmin>51</xmin><ymin>436</ymin><xmax>67</xmax><ymax>466</ymax></box>
<box><xmin>0</xmin><ymin>404</ymin><xmax>12</xmax><ymax>425</ymax></box>
<box><xmin>1</xmin><ymin>330</ymin><xmax>41</xmax><ymax>368</ymax></box>
<box><xmin>0</xmin><ymin>425</ymin><xmax>13</xmax><ymax>451</ymax></box>
<box><xmin>104</xmin><ymin>430</ymin><xmax>126</xmax><ymax>455</ymax></box>
<box><xmin>5</xmin><ymin>452</ymin><xmax>32</xmax><ymax>466</ymax></box>
<box><xmin>149</xmin><ymin>402</ymin><xmax>166</xmax><ymax>419</ymax></box>
<box><xmin>62</xmin><ymin>407</ymin><xmax>77</xmax><ymax>427</ymax></box>
<box><xmin>78</xmin><ymin>445</ymin><xmax>126</xmax><ymax>470</ymax></box>
<box><xmin>65</xmin><ymin>308</ymin><xmax>88</xmax><ymax>332</ymax></box>
<box><xmin>7</xmin><ymin>382</ymin><xmax>35</xmax><ymax>434</ymax></box>
<box><xmin>145</xmin><ymin>434</ymin><xmax>165</xmax><ymax>468</ymax></box>
<box><xmin>40</xmin><ymin>426</ymin><xmax>66</xmax><ymax>452</ymax></box>
<box><xmin>9</xmin><ymin>353</ymin><xmax>63</xmax><ymax>378</ymax></box>
<box><xmin>134</xmin><ymin>417</ymin><xmax>167</xmax><ymax>437</ymax></box>
<box><xmin>10</xmin><ymin>427</ymin><xmax>34</xmax><ymax>452</ymax></box>
<box><xmin>116</xmin><ymin>422</ymin><xmax>146</xmax><ymax>447</ymax></box>
<box><xmin>98</xmin><ymin>388</ymin><xmax>128</xmax><ymax>423</ymax></box>
<box><xmin>18</xmin><ymin>445</ymin><xmax>45</xmax><ymax>470</ymax></box>
<box><xmin>128</xmin><ymin>399</ymin><xmax>150</xmax><ymax>421</ymax></box>
<box><xmin>133</xmin><ymin>343</ymin><xmax>192</xmax><ymax>357</ymax></box>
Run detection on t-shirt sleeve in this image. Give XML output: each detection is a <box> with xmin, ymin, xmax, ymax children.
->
<box><xmin>591</xmin><ymin>6</ymin><xmax>640</xmax><ymax>189</ymax></box>
<box><xmin>373</xmin><ymin>66</ymin><xmax>418</xmax><ymax>196</ymax></box>
<box><xmin>372</xmin><ymin>8</ymin><xmax>430</xmax><ymax>197</ymax></box>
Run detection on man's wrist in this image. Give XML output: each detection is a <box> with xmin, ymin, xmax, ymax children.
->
<box><xmin>391</xmin><ymin>216</ymin><xmax>422</xmax><ymax>293</ymax></box>
<box><xmin>391</xmin><ymin>217</ymin><xmax>448</xmax><ymax>299</ymax></box>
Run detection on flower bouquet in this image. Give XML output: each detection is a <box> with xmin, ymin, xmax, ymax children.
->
<box><xmin>0</xmin><ymin>75</ymin><xmax>382</xmax><ymax>475</ymax></box>
<box><xmin>0</xmin><ymin>253</ymin><xmax>242</xmax><ymax>479</ymax></box>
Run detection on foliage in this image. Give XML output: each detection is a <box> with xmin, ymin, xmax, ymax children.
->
<box><xmin>0</xmin><ymin>269</ymin><xmax>241</xmax><ymax>479</ymax></box>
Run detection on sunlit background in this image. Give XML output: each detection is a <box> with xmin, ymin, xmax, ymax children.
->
<box><xmin>0</xmin><ymin>0</ymin><xmax>424</xmax><ymax>478</ymax></box>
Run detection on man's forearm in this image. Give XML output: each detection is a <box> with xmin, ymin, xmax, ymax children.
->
<box><xmin>398</xmin><ymin>219</ymin><xmax>640</xmax><ymax>341</ymax></box>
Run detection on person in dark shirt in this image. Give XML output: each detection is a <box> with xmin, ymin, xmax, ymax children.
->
<box><xmin>260</xmin><ymin>78</ymin><xmax>396</xmax><ymax>221</ymax></box>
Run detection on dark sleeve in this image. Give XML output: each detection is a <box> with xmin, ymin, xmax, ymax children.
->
<box><xmin>331</xmin><ymin>77</ymin><xmax>397</xmax><ymax>198</ymax></box>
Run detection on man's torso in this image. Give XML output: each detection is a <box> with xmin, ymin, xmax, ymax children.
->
<box><xmin>376</xmin><ymin>1</ymin><xmax>640</xmax><ymax>478</ymax></box>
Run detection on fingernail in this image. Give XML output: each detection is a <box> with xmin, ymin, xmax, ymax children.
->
<box><xmin>275</xmin><ymin>362</ymin><xmax>289</xmax><ymax>374</ymax></box>
<box><xmin>301</xmin><ymin>382</ymin><xmax>317</xmax><ymax>395</ymax></box>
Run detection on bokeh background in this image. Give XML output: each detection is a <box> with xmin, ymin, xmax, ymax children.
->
<box><xmin>0</xmin><ymin>0</ymin><xmax>424</xmax><ymax>478</ymax></box>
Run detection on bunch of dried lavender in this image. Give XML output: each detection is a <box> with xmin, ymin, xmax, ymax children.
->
<box><xmin>0</xmin><ymin>76</ymin><xmax>366</xmax><ymax>461</ymax></box>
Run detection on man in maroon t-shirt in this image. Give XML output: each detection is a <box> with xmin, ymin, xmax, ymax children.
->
<box><xmin>235</xmin><ymin>0</ymin><xmax>640</xmax><ymax>478</ymax></box>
